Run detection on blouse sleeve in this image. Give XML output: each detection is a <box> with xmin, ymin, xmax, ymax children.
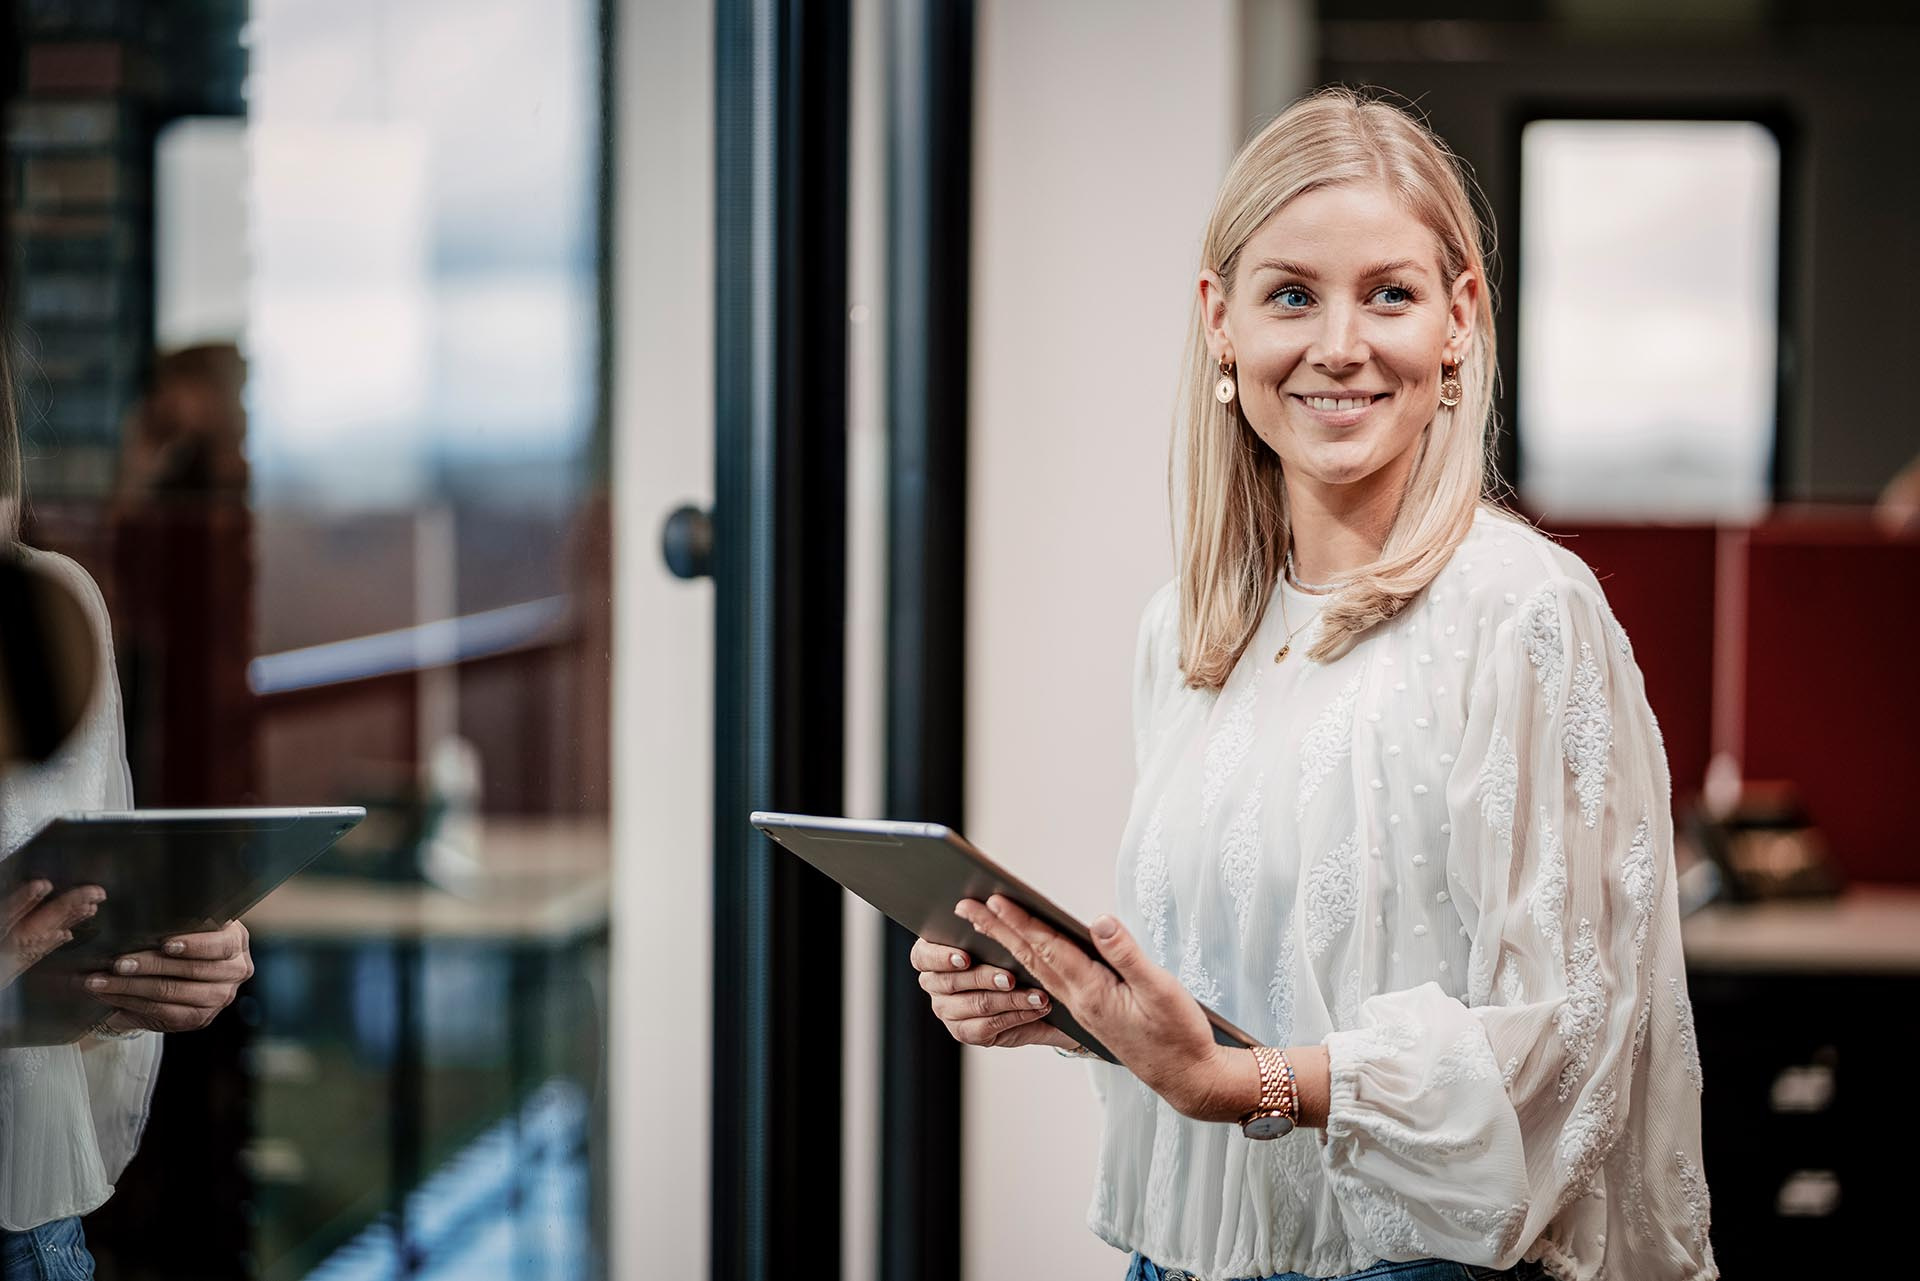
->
<box><xmin>1314</xmin><ymin>574</ymin><xmax>1693</xmax><ymax>1269</ymax></box>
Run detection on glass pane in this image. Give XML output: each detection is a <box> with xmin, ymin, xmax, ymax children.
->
<box><xmin>4</xmin><ymin>1</ymin><xmax>612</xmax><ymax>1277</ymax></box>
<box><xmin>1518</xmin><ymin>119</ymin><xmax>1780</xmax><ymax>518</ymax></box>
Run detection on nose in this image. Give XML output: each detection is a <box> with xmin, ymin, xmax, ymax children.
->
<box><xmin>1308</xmin><ymin>300</ymin><xmax>1369</xmax><ymax>373</ymax></box>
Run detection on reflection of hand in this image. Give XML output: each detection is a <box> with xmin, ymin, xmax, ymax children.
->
<box><xmin>3</xmin><ymin>880</ymin><xmax>104</xmax><ymax>989</ymax></box>
<box><xmin>86</xmin><ymin>919</ymin><xmax>253</xmax><ymax>1034</ymax></box>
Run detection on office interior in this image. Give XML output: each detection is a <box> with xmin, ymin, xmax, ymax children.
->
<box><xmin>1</xmin><ymin>0</ymin><xmax>1916</xmax><ymax>1278</ymax></box>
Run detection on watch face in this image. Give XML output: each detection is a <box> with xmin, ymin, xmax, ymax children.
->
<box><xmin>1243</xmin><ymin>1113</ymin><xmax>1295</xmax><ymax>1141</ymax></box>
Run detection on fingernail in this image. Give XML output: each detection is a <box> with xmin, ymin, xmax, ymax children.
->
<box><xmin>993</xmin><ymin>973</ymin><xmax>1010</xmax><ymax>991</ymax></box>
<box><xmin>115</xmin><ymin>958</ymin><xmax>137</xmax><ymax>975</ymax></box>
<box><xmin>165</xmin><ymin>941</ymin><xmax>186</xmax><ymax>956</ymax></box>
<box><xmin>85</xmin><ymin>975</ymin><xmax>107</xmax><ymax>991</ymax></box>
<box><xmin>949</xmin><ymin>952</ymin><xmax>966</xmax><ymax>969</ymax></box>
<box><xmin>28</xmin><ymin>881</ymin><xmax>51</xmax><ymax>900</ymax></box>
<box><xmin>1092</xmin><ymin>915</ymin><xmax>1119</xmax><ymax>940</ymax></box>
<box><xmin>1027</xmin><ymin>992</ymin><xmax>1044</xmax><ymax>1007</ymax></box>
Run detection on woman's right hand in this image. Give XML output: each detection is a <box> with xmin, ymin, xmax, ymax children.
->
<box><xmin>3</xmin><ymin>880</ymin><xmax>104</xmax><ymax>989</ymax></box>
<box><xmin>911</xmin><ymin>936</ymin><xmax>1078</xmax><ymax>1050</ymax></box>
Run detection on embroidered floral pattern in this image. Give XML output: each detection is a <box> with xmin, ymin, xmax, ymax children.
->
<box><xmin>1563</xmin><ymin>642</ymin><xmax>1612</xmax><ymax>829</ymax></box>
<box><xmin>1618</xmin><ymin>1131</ymin><xmax>1656</xmax><ymax>1247</ymax></box>
<box><xmin>1200</xmin><ymin>669</ymin><xmax>1262</xmax><ymax>826</ymax></box>
<box><xmin>1133</xmin><ymin>798</ymin><xmax>1170</xmax><ymax>963</ymax></box>
<box><xmin>1632</xmin><ymin>994</ymin><xmax>1652</xmax><ymax>1071</ymax></box>
<box><xmin>1304</xmin><ymin>832</ymin><xmax>1362</xmax><ymax>959</ymax></box>
<box><xmin>1496</xmin><ymin>951</ymin><xmax>1526</xmax><ymax>1006</ymax></box>
<box><xmin>1675</xmin><ymin>1148</ymin><xmax>1713</xmax><ymax>1257</ymax></box>
<box><xmin>1500</xmin><ymin>1054</ymin><xmax>1522</xmax><ymax>1091</ymax></box>
<box><xmin>1219</xmin><ymin>775</ymin><xmax>1266</xmax><ymax>944</ymax></box>
<box><xmin>1178</xmin><ymin>919</ymin><xmax>1223</xmax><ymax>1007</ymax></box>
<box><xmin>1608</xmin><ymin>612</ymin><xmax>1635</xmax><ymax>661</ymax></box>
<box><xmin>1622</xmin><ymin>813</ymin><xmax>1656</xmax><ymax>964</ymax></box>
<box><xmin>1466</xmin><ymin>936</ymin><xmax>1497</xmax><ymax>1008</ymax></box>
<box><xmin>1339</xmin><ymin>1013</ymin><xmax>1423</xmax><ymax>1065</ymax></box>
<box><xmin>1296</xmin><ymin>674</ymin><xmax>1361</xmax><ymax>820</ymax></box>
<box><xmin>1556</xmin><ymin>1082</ymin><xmax>1619</xmax><ymax>1212</ymax></box>
<box><xmin>1556</xmin><ymin>918</ymin><xmax>1604</xmax><ymax>1102</ymax></box>
<box><xmin>1335</xmin><ymin>968</ymin><xmax>1364</xmax><ymax>1031</ymax></box>
<box><xmin>1444</xmin><ymin>1202</ymin><xmax>1530</xmax><ymax>1260</ymax></box>
<box><xmin>1328</xmin><ymin>1168</ymin><xmax>1429</xmax><ymax>1258</ymax></box>
<box><xmin>1519</xmin><ymin>583</ymin><xmax>1564</xmax><ymax>705</ymax></box>
<box><xmin>1478</xmin><ymin>731</ymin><xmax>1518</xmax><ymax>852</ymax></box>
<box><xmin>1429</xmin><ymin>1027</ymin><xmax>1498</xmax><ymax>1089</ymax></box>
<box><xmin>1267</xmin><ymin>920</ymin><xmax>1298</xmax><ymax>1043</ymax></box>
<box><xmin>1673</xmin><ymin>977</ymin><xmax>1705</xmax><ymax>1094</ymax></box>
<box><xmin>1530</xmin><ymin>809</ymin><xmax>1568</xmax><ymax>976</ymax></box>
<box><xmin>1142</xmin><ymin>1098</ymin><xmax>1190</xmax><ymax>1229</ymax></box>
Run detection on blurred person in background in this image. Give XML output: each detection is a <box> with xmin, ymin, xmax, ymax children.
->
<box><xmin>0</xmin><ymin>334</ymin><xmax>253</xmax><ymax>1276</ymax></box>
<box><xmin>918</xmin><ymin>89</ymin><xmax>1715</xmax><ymax>1281</ymax></box>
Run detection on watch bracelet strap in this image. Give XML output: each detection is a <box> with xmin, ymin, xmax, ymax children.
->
<box><xmin>1242</xmin><ymin>1045</ymin><xmax>1300</xmax><ymax>1125</ymax></box>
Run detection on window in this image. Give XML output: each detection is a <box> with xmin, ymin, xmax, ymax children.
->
<box><xmin>1517</xmin><ymin>119</ymin><xmax>1781</xmax><ymax>518</ymax></box>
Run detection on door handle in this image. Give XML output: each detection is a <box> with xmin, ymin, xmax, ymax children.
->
<box><xmin>661</xmin><ymin>504</ymin><xmax>713</xmax><ymax>580</ymax></box>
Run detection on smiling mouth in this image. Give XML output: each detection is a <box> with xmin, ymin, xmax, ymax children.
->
<box><xmin>1292</xmin><ymin>393</ymin><xmax>1391</xmax><ymax>412</ymax></box>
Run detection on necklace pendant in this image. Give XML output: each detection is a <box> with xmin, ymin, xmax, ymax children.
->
<box><xmin>1273</xmin><ymin>642</ymin><xmax>1290</xmax><ymax>664</ymax></box>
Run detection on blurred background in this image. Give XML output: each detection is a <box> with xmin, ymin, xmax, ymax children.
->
<box><xmin>3</xmin><ymin>0</ymin><xmax>1918</xmax><ymax>1279</ymax></box>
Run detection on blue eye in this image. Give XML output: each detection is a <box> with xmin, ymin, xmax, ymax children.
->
<box><xmin>1273</xmin><ymin>287</ymin><xmax>1312</xmax><ymax>309</ymax></box>
<box><xmin>1373</xmin><ymin>285</ymin><xmax>1414</xmax><ymax>306</ymax></box>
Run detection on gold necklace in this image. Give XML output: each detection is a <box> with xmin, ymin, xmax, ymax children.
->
<box><xmin>1274</xmin><ymin>561</ymin><xmax>1330</xmax><ymax>663</ymax></box>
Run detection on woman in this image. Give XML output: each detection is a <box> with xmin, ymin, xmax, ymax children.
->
<box><xmin>1</xmin><ymin>335</ymin><xmax>255</xmax><ymax>1275</ymax></box>
<box><xmin>915</xmin><ymin>89</ymin><xmax>1715</xmax><ymax>1281</ymax></box>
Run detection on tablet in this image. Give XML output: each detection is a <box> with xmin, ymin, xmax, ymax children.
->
<box><xmin>750</xmin><ymin>811</ymin><xmax>1258</xmax><ymax>1064</ymax></box>
<box><xmin>1</xmin><ymin>806</ymin><xmax>366</xmax><ymax>1046</ymax></box>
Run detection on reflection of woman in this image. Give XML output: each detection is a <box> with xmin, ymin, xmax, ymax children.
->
<box><xmin>915</xmin><ymin>91</ymin><xmax>1716</xmax><ymax>1280</ymax></box>
<box><xmin>1</xmin><ymin>339</ymin><xmax>253</xmax><ymax>1273</ymax></box>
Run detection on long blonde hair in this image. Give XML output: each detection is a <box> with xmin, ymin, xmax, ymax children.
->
<box><xmin>1176</xmin><ymin>87</ymin><xmax>1508</xmax><ymax>688</ymax></box>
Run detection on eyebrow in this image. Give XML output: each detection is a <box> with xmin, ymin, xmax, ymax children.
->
<box><xmin>1251</xmin><ymin>257</ymin><xmax>1429</xmax><ymax>281</ymax></box>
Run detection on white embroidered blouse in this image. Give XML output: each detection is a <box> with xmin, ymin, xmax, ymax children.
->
<box><xmin>1084</xmin><ymin>505</ymin><xmax>1717</xmax><ymax>1281</ymax></box>
<box><xmin>0</xmin><ymin>550</ymin><xmax>162</xmax><ymax>1231</ymax></box>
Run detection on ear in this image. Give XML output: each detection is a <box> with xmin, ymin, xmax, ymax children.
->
<box><xmin>1198</xmin><ymin>269</ymin><xmax>1234</xmax><ymax>367</ymax></box>
<box><xmin>1444</xmin><ymin>268</ymin><xmax>1479</xmax><ymax>365</ymax></box>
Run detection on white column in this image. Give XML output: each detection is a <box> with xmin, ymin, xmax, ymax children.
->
<box><xmin>610</xmin><ymin>0</ymin><xmax>715</xmax><ymax>1275</ymax></box>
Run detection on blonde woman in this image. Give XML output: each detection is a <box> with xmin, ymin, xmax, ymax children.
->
<box><xmin>1</xmin><ymin>335</ymin><xmax>254</xmax><ymax>1276</ymax></box>
<box><xmin>915</xmin><ymin>89</ymin><xmax>1716</xmax><ymax>1281</ymax></box>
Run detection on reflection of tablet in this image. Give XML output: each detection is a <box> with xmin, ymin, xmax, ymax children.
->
<box><xmin>1</xmin><ymin>806</ymin><xmax>366</xmax><ymax>1046</ymax></box>
<box><xmin>750</xmin><ymin>811</ymin><xmax>1258</xmax><ymax>1064</ymax></box>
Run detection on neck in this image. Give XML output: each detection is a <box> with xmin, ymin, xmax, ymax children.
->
<box><xmin>1283</xmin><ymin>449</ymin><xmax>1416</xmax><ymax>586</ymax></box>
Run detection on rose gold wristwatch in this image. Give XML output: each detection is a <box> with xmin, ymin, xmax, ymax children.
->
<box><xmin>1238</xmin><ymin>1045</ymin><xmax>1299</xmax><ymax>1140</ymax></box>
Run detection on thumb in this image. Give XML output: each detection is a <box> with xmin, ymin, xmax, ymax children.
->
<box><xmin>1089</xmin><ymin>914</ymin><xmax>1148</xmax><ymax>978</ymax></box>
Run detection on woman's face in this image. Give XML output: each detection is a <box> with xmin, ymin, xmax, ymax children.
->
<box><xmin>1200</xmin><ymin>181</ymin><xmax>1477</xmax><ymax>493</ymax></box>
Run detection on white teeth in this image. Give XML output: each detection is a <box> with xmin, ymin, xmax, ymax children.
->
<box><xmin>1302</xmin><ymin>395</ymin><xmax>1376</xmax><ymax>412</ymax></box>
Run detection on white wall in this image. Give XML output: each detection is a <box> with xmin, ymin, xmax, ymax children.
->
<box><xmin>610</xmin><ymin>0</ymin><xmax>714</xmax><ymax>1276</ymax></box>
<box><xmin>963</xmin><ymin>2</ymin><xmax>1241</xmax><ymax>1276</ymax></box>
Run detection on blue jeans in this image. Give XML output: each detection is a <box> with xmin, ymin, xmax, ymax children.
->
<box><xmin>1126</xmin><ymin>1251</ymin><xmax>1551</xmax><ymax>1281</ymax></box>
<box><xmin>0</xmin><ymin>1218</ymin><xmax>95</xmax><ymax>1281</ymax></box>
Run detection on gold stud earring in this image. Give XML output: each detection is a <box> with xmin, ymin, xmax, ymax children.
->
<box><xmin>1438</xmin><ymin>361</ymin><xmax>1463</xmax><ymax>408</ymax></box>
<box><xmin>1214</xmin><ymin>356</ymin><xmax>1237</xmax><ymax>405</ymax></box>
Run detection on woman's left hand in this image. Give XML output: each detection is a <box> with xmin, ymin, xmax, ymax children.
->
<box><xmin>955</xmin><ymin>895</ymin><xmax>1255</xmax><ymax>1122</ymax></box>
<box><xmin>85</xmin><ymin>919</ymin><xmax>253</xmax><ymax>1035</ymax></box>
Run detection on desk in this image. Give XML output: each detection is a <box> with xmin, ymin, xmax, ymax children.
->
<box><xmin>1681</xmin><ymin>885</ymin><xmax>1920</xmax><ymax>1273</ymax></box>
<box><xmin>242</xmin><ymin>817</ymin><xmax>610</xmax><ymax>1281</ymax></box>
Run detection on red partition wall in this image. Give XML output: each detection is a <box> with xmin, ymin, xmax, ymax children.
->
<box><xmin>1735</xmin><ymin>513</ymin><xmax>1920</xmax><ymax>884</ymax></box>
<box><xmin>1534</xmin><ymin>521</ymin><xmax>1720</xmax><ymax>816</ymax></box>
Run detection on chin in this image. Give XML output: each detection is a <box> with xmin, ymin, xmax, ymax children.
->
<box><xmin>1289</xmin><ymin>444</ymin><xmax>1388</xmax><ymax>488</ymax></box>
